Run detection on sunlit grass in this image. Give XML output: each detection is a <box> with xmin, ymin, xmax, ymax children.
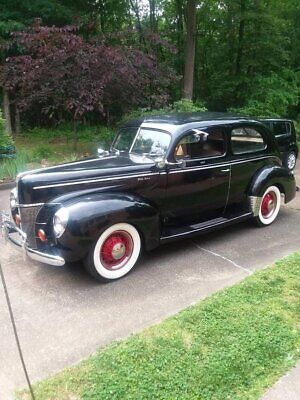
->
<box><xmin>17</xmin><ymin>253</ymin><xmax>300</xmax><ymax>400</ymax></box>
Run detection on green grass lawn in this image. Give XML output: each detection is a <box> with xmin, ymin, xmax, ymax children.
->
<box><xmin>18</xmin><ymin>253</ymin><xmax>300</xmax><ymax>400</ymax></box>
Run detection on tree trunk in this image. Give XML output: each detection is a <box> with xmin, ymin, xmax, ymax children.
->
<box><xmin>226</xmin><ymin>1</ymin><xmax>235</xmax><ymax>76</ymax></box>
<box><xmin>149</xmin><ymin>0</ymin><xmax>157</xmax><ymax>32</ymax></box>
<box><xmin>176</xmin><ymin>0</ymin><xmax>185</xmax><ymax>76</ymax></box>
<box><xmin>129</xmin><ymin>0</ymin><xmax>144</xmax><ymax>44</ymax></box>
<box><xmin>235</xmin><ymin>0</ymin><xmax>246</xmax><ymax>77</ymax></box>
<box><xmin>182</xmin><ymin>0</ymin><xmax>197</xmax><ymax>100</ymax></box>
<box><xmin>3</xmin><ymin>90</ymin><xmax>12</xmax><ymax>136</ymax></box>
<box><xmin>15</xmin><ymin>107</ymin><xmax>21</xmax><ymax>136</ymax></box>
<box><xmin>73</xmin><ymin>119</ymin><xmax>78</xmax><ymax>152</ymax></box>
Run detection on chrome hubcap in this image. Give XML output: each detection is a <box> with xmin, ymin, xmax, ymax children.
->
<box><xmin>112</xmin><ymin>243</ymin><xmax>126</xmax><ymax>260</ymax></box>
<box><xmin>287</xmin><ymin>153</ymin><xmax>296</xmax><ymax>170</ymax></box>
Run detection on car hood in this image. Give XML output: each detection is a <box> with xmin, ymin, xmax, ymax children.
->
<box><xmin>17</xmin><ymin>154</ymin><xmax>157</xmax><ymax>204</ymax></box>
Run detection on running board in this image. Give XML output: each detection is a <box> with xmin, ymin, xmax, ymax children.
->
<box><xmin>161</xmin><ymin>212</ymin><xmax>252</xmax><ymax>242</ymax></box>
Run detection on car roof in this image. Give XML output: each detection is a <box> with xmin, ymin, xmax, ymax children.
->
<box><xmin>122</xmin><ymin>112</ymin><xmax>266</xmax><ymax>137</ymax></box>
<box><xmin>124</xmin><ymin>112</ymin><xmax>246</xmax><ymax>126</ymax></box>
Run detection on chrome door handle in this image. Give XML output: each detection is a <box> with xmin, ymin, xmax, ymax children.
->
<box><xmin>220</xmin><ymin>168</ymin><xmax>230</xmax><ymax>172</ymax></box>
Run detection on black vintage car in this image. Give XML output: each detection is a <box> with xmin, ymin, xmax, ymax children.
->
<box><xmin>1</xmin><ymin>113</ymin><xmax>297</xmax><ymax>282</ymax></box>
<box><xmin>260</xmin><ymin>119</ymin><xmax>298</xmax><ymax>171</ymax></box>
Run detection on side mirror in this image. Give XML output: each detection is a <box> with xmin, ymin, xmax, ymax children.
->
<box><xmin>155</xmin><ymin>157</ymin><xmax>166</xmax><ymax>169</ymax></box>
<box><xmin>177</xmin><ymin>159</ymin><xmax>186</xmax><ymax>168</ymax></box>
<box><xmin>97</xmin><ymin>148</ymin><xmax>109</xmax><ymax>158</ymax></box>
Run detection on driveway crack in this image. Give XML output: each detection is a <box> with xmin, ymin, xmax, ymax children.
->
<box><xmin>192</xmin><ymin>241</ymin><xmax>253</xmax><ymax>275</ymax></box>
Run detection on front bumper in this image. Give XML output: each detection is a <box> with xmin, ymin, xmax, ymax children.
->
<box><xmin>0</xmin><ymin>211</ymin><xmax>65</xmax><ymax>267</ymax></box>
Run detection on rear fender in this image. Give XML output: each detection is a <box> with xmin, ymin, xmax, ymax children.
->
<box><xmin>248</xmin><ymin>166</ymin><xmax>296</xmax><ymax>215</ymax></box>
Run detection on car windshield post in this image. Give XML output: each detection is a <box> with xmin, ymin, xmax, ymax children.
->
<box><xmin>129</xmin><ymin>127</ymin><xmax>141</xmax><ymax>153</ymax></box>
<box><xmin>112</xmin><ymin>127</ymin><xmax>140</xmax><ymax>153</ymax></box>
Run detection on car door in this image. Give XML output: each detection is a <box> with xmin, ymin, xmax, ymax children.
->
<box><xmin>226</xmin><ymin>123</ymin><xmax>273</xmax><ymax>214</ymax></box>
<box><xmin>163</xmin><ymin>126</ymin><xmax>230</xmax><ymax>226</ymax></box>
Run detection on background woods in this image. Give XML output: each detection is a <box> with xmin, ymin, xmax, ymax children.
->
<box><xmin>0</xmin><ymin>0</ymin><xmax>299</xmax><ymax>135</ymax></box>
<box><xmin>0</xmin><ymin>0</ymin><xmax>300</xmax><ymax>173</ymax></box>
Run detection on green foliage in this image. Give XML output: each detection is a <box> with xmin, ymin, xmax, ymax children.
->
<box><xmin>18</xmin><ymin>253</ymin><xmax>300</xmax><ymax>400</ymax></box>
<box><xmin>120</xmin><ymin>99</ymin><xmax>207</xmax><ymax>125</ymax></box>
<box><xmin>0</xmin><ymin>149</ymin><xmax>29</xmax><ymax>181</ymax></box>
<box><xmin>172</xmin><ymin>99</ymin><xmax>207</xmax><ymax>112</ymax></box>
<box><xmin>26</xmin><ymin>124</ymin><xmax>114</xmax><ymax>146</ymax></box>
<box><xmin>31</xmin><ymin>145</ymin><xmax>55</xmax><ymax>162</ymax></box>
<box><xmin>1</xmin><ymin>0</ymin><xmax>299</xmax><ymax>131</ymax></box>
<box><xmin>230</xmin><ymin>72</ymin><xmax>300</xmax><ymax>118</ymax></box>
<box><xmin>0</xmin><ymin>110</ymin><xmax>11</xmax><ymax>144</ymax></box>
<box><xmin>96</xmin><ymin>126</ymin><xmax>115</xmax><ymax>149</ymax></box>
<box><xmin>0</xmin><ymin>124</ymin><xmax>115</xmax><ymax>180</ymax></box>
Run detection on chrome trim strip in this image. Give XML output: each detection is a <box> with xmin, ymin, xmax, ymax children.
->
<box><xmin>33</xmin><ymin>172</ymin><xmax>160</xmax><ymax>190</ymax></box>
<box><xmin>224</xmin><ymin>166</ymin><xmax>232</xmax><ymax>210</ymax></box>
<box><xmin>16</xmin><ymin>202</ymin><xmax>45</xmax><ymax>208</ymax></box>
<box><xmin>167</xmin><ymin>155</ymin><xmax>278</xmax><ymax>174</ymax></box>
<box><xmin>32</xmin><ymin>155</ymin><xmax>278</xmax><ymax>189</ymax></box>
<box><xmin>161</xmin><ymin>213</ymin><xmax>252</xmax><ymax>241</ymax></box>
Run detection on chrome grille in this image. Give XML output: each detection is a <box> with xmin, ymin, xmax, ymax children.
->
<box><xmin>20</xmin><ymin>205</ymin><xmax>42</xmax><ymax>248</ymax></box>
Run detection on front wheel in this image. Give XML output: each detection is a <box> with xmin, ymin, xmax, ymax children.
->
<box><xmin>85</xmin><ymin>223</ymin><xmax>141</xmax><ymax>282</ymax></box>
<box><xmin>253</xmin><ymin>186</ymin><xmax>281</xmax><ymax>227</ymax></box>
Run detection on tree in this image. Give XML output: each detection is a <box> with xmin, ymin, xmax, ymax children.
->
<box><xmin>182</xmin><ymin>0</ymin><xmax>196</xmax><ymax>100</ymax></box>
<box><xmin>1</xmin><ymin>25</ymin><xmax>177</xmax><ymax>129</ymax></box>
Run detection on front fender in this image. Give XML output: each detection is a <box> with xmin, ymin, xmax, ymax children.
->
<box><xmin>57</xmin><ymin>192</ymin><xmax>160</xmax><ymax>261</ymax></box>
<box><xmin>248</xmin><ymin>165</ymin><xmax>296</xmax><ymax>211</ymax></box>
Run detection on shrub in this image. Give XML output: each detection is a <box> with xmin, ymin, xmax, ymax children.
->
<box><xmin>97</xmin><ymin>127</ymin><xmax>115</xmax><ymax>149</ymax></box>
<box><xmin>172</xmin><ymin>99</ymin><xmax>207</xmax><ymax>112</ymax></box>
<box><xmin>120</xmin><ymin>99</ymin><xmax>207</xmax><ymax>125</ymax></box>
<box><xmin>229</xmin><ymin>71</ymin><xmax>299</xmax><ymax>118</ymax></box>
<box><xmin>0</xmin><ymin>110</ymin><xmax>15</xmax><ymax>158</ymax></box>
<box><xmin>0</xmin><ymin>149</ymin><xmax>29</xmax><ymax>181</ymax></box>
<box><xmin>32</xmin><ymin>146</ymin><xmax>55</xmax><ymax>162</ymax></box>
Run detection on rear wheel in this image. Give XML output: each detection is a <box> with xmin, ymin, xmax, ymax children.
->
<box><xmin>253</xmin><ymin>186</ymin><xmax>281</xmax><ymax>227</ymax></box>
<box><xmin>85</xmin><ymin>223</ymin><xmax>141</xmax><ymax>282</ymax></box>
<box><xmin>283</xmin><ymin>151</ymin><xmax>296</xmax><ymax>171</ymax></box>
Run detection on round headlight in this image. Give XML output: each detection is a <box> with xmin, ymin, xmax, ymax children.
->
<box><xmin>10</xmin><ymin>188</ymin><xmax>17</xmax><ymax>209</ymax></box>
<box><xmin>53</xmin><ymin>207</ymin><xmax>69</xmax><ymax>238</ymax></box>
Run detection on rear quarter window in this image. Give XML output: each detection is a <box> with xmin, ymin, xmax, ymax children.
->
<box><xmin>273</xmin><ymin>122</ymin><xmax>291</xmax><ymax>136</ymax></box>
<box><xmin>231</xmin><ymin>127</ymin><xmax>267</xmax><ymax>155</ymax></box>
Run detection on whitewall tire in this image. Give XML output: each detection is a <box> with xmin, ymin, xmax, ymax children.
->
<box><xmin>254</xmin><ymin>186</ymin><xmax>281</xmax><ymax>227</ymax></box>
<box><xmin>85</xmin><ymin>223</ymin><xmax>141</xmax><ymax>282</ymax></box>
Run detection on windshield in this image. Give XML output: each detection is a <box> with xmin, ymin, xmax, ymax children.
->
<box><xmin>113</xmin><ymin>127</ymin><xmax>171</xmax><ymax>156</ymax></box>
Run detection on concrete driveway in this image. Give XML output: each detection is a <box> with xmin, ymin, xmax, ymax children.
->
<box><xmin>1</xmin><ymin>165</ymin><xmax>300</xmax><ymax>399</ymax></box>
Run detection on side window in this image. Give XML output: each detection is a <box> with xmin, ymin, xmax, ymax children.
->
<box><xmin>273</xmin><ymin>122</ymin><xmax>291</xmax><ymax>136</ymax></box>
<box><xmin>231</xmin><ymin>127</ymin><xmax>266</xmax><ymax>155</ymax></box>
<box><xmin>175</xmin><ymin>128</ymin><xmax>225</xmax><ymax>160</ymax></box>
